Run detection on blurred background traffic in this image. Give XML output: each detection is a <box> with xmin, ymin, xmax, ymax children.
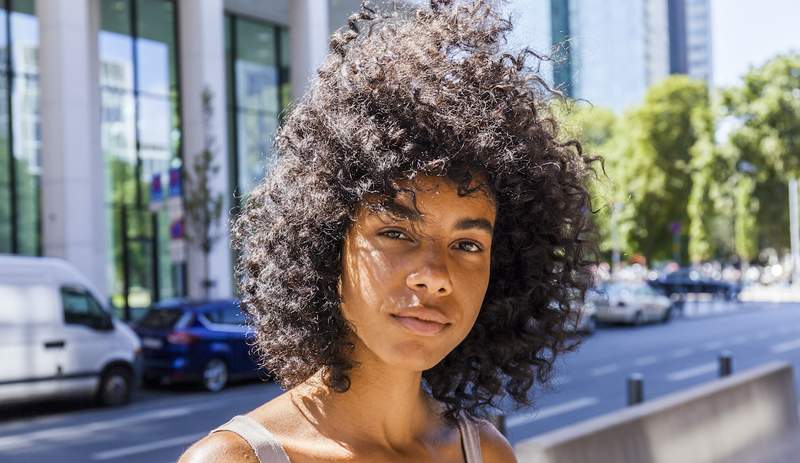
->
<box><xmin>1</xmin><ymin>0</ymin><xmax>799</xmax><ymax>461</ymax></box>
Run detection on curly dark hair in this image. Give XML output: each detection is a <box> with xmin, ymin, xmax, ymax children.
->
<box><xmin>232</xmin><ymin>0</ymin><xmax>597</xmax><ymax>423</ymax></box>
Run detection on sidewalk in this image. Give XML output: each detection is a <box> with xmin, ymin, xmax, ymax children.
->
<box><xmin>739</xmin><ymin>284</ymin><xmax>800</xmax><ymax>303</ymax></box>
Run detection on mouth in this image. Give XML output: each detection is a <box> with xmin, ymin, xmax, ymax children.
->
<box><xmin>390</xmin><ymin>306</ymin><xmax>452</xmax><ymax>336</ymax></box>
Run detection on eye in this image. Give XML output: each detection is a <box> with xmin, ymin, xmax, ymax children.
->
<box><xmin>379</xmin><ymin>229</ymin><xmax>410</xmax><ymax>241</ymax></box>
<box><xmin>453</xmin><ymin>240</ymin><xmax>483</xmax><ymax>253</ymax></box>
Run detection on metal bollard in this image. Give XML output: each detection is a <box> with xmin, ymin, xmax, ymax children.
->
<box><xmin>487</xmin><ymin>413</ymin><xmax>506</xmax><ymax>436</ymax></box>
<box><xmin>719</xmin><ymin>351</ymin><xmax>733</xmax><ymax>377</ymax></box>
<box><xmin>627</xmin><ymin>373</ymin><xmax>644</xmax><ymax>406</ymax></box>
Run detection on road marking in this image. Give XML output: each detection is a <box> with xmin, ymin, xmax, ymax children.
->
<box><xmin>671</xmin><ymin>348</ymin><xmax>693</xmax><ymax>358</ymax></box>
<box><xmin>0</xmin><ymin>405</ymin><xmax>212</xmax><ymax>451</ymax></box>
<box><xmin>703</xmin><ymin>340</ymin><xmax>724</xmax><ymax>351</ymax></box>
<box><xmin>507</xmin><ymin>397</ymin><xmax>599</xmax><ymax>428</ymax></box>
<box><xmin>590</xmin><ymin>364</ymin><xmax>619</xmax><ymax>377</ymax></box>
<box><xmin>667</xmin><ymin>362</ymin><xmax>717</xmax><ymax>382</ymax></box>
<box><xmin>92</xmin><ymin>432</ymin><xmax>205</xmax><ymax>460</ymax></box>
<box><xmin>771</xmin><ymin>338</ymin><xmax>800</xmax><ymax>354</ymax></box>
<box><xmin>634</xmin><ymin>356</ymin><xmax>658</xmax><ymax>366</ymax></box>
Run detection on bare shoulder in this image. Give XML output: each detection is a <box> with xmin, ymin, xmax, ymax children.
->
<box><xmin>477</xmin><ymin>419</ymin><xmax>517</xmax><ymax>463</ymax></box>
<box><xmin>178</xmin><ymin>431</ymin><xmax>258</xmax><ymax>463</ymax></box>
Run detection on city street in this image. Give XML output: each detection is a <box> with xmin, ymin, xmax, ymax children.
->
<box><xmin>3</xmin><ymin>300</ymin><xmax>800</xmax><ymax>462</ymax></box>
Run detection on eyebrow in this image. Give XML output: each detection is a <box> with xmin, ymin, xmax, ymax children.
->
<box><xmin>382</xmin><ymin>201</ymin><xmax>421</xmax><ymax>221</ymax></box>
<box><xmin>454</xmin><ymin>218</ymin><xmax>494</xmax><ymax>234</ymax></box>
<box><xmin>379</xmin><ymin>202</ymin><xmax>494</xmax><ymax>234</ymax></box>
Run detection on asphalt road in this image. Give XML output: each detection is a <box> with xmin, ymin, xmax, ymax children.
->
<box><xmin>2</xmin><ymin>300</ymin><xmax>800</xmax><ymax>462</ymax></box>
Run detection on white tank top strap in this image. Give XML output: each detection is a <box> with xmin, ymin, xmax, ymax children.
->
<box><xmin>211</xmin><ymin>415</ymin><xmax>291</xmax><ymax>463</ymax></box>
<box><xmin>456</xmin><ymin>415</ymin><xmax>484</xmax><ymax>463</ymax></box>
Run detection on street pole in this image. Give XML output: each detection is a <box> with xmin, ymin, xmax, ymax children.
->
<box><xmin>790</xmin><ymin>178</ymin><xmax>800</xmax><ymax>286</ymax></box>
<box><xmin>718</xmin><ymin>351</ymin><xmax>733</xmax><ymax>377</ymax></box>
<box><xmin>627</xmin><ymin>373</ymin><xmax>644</xmax><ymax>406</ymax></box>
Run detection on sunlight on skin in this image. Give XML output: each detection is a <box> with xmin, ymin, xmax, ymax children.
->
<box><xmin>179</xmin><ymin>175</ymin><xmax>506</xmax><ymax>462</ymax></box>
<box><xmin>339</xmin><ymin>175</ymin><xmax>497</xmax><ymax>372</ymax></box>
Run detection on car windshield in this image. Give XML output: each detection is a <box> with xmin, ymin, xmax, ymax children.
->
<box><xmin>137</xmin><ymin>308</ymin><xmax>184</xmax><ymax>329</ymax></box>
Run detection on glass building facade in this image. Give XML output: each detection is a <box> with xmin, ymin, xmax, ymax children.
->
<box><xmin>99</xmin><ymin>0</ymin><xmax>182</xmax><ymax>316</ymax></box>
<box><xmin>225</xmin><ymin>15</ymin><xmax>289</xmax><ymax>204</ymax></box>
<box><xmin>550</xmin><ymin>0</ymin><xmax>573</xmax><ymax>97</ymax></box>
<box><xmin>0</xmin><ymin>0</ymin><xmax>39</xmax><ymax>256</ymax></box>
<box><xmin>1</xmin><ymin>0</ymin><xmax>374</xmax><ymax>308</ymax></box>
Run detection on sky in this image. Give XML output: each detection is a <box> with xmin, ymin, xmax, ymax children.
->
<box><xmin>503</xmin><ymin>0</ymin><xmax>800</xmax><ymax>90</ymax></box>
<box><xmin>711</xmin><ymin>0</ymin><xmax>800</xmax><ymax>88</ymax></box>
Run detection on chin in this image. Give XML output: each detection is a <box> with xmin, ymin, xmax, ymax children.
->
<box><xmin>379</xmin><ymin>340</ymin><xmax>451</xmax><ymax>372</ymax></box>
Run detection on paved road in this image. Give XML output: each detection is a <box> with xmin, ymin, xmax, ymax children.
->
<box><xmin>504</xmin><ymin>301</ymin><xmax>800</xmax><ymax>444</ymax></box>
<box><xmin>1</xmin><ymin>300</ymin><xmax>799</xmax><ymax>462</ymax></box>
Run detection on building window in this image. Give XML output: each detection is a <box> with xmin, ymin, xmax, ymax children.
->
<box><xmin>0</xmin><ymin>0</ymin><xmax>40</xmax><ymax>256</ymax></box>
<box><xmin>225</xmin><ymin>15</ymin><xmax>289</xmax><ymax>204</ymax></box>
<box><xmin>99</xmin><ymin>0</ymin><xmax>183</xmax><ymax>318</ymax></box>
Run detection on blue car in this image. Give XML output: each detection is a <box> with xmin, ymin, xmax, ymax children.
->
<box><xmin>133</xmin><ymin>299</ymin><xmax>264</xmax><ymax>392</ymax></box>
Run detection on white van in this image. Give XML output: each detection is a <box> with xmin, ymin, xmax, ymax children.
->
<box><xmin>0</xmin><ymin>256</ymin><xmax>141</xmax><ymax>407</ymax></box>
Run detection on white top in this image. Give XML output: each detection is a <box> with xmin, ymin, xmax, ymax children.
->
<box><xmin>212</xmin><ymin>413</ymin><xmax>484</xmax><ymax>462</ymax></box>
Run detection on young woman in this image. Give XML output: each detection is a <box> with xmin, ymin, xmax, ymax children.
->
<box><xmin>181</xmin><ymin>1</ymin><xmax>595</xmax><ymax>461</ymax></box>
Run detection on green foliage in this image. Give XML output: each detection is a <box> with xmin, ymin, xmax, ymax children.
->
<box><xmin>559</xmin><ymin>54</ymin><xmax>799</xmax><ymax>265</ymax></box>
<box><xmin>721</xmin><ymin>53</ymin><xmax>800</xmax><ymax>256</ymax></box>
<box><xmin>555</xmin><ymin>101</ymin><xmax>619</xmax><ymax>253</ymax></box>
<box><xmin>687</xmin><ymin>91</ymin><xmax>722</xmax><ymax>263</ymax></box>
<box><xmin>735</xmin><ymin>175</ymin><xmax>759</xmax><ymax>260</ymax></box>
<box><xmin>613</xmin><ymin>76</ymin><xmax>711</xmax><ymax>263</ymax></box>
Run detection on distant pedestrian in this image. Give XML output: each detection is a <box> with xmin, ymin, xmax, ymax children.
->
<box><xmin>180</xmin><ymin>1</ymin><xmax>596</xmax><ymax>461</ymax></box>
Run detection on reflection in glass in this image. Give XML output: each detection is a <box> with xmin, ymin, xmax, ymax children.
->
<box><xmin>0</xmin><ymin>6</ymin><xmax>9</xmax><ymax>252</ymax></box>
<box><xmin>100</xmin><ymin>0</ymin><xmax>181</xmax><ymax>314</ymax></box>
<box><xmin>237</xmin><ymin>112</ymin><xmax>276</xmax><ymax>195</ymax></box>
<box><xmin>0</xmin><ymin>1</ymin><xmax>40</xmax><ymax>256</ymax></box>
<box><xmin>225</xmin><ymin>15</ymin><xmax>288</xmax><ymax>201</ymax></box>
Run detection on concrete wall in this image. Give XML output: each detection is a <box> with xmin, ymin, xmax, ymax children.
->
<box><xmin>178</xmin><ymin>0</ymin><xmax>233</xmax><ymax>300</ymax></box>
<box><xmin>515</xmin><ymin>362</ymin><xmax>799</xmax><ymax>463</ymax></box>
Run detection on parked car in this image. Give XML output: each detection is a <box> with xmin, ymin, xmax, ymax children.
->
<box><xmin>134</xmin><ymin>299</ymin><xmax>263</xmax><ymax>391</ymax></box>
<box><xmin>0</xmin><ymin>256</ymin><xmax>141</xmax><ymax>407</ymax></box>
<box><xmin>565</xmin><ymin>289</ymin><xmax>597</xmax><ymax>334</ymax></box>
<box><xmin>590</xmin><ymin>280</ymin><xmax>673</xmax><ymax>326</ymax></box>
<box><xmin>650</xmin><ymin>267</ymin><xmax>740</xmax><ymax>301</ymax></box>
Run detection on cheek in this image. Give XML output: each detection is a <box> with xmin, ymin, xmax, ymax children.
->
<box><xmin>453</xmin><ymin>265</ymin><xmax>491</xmax><ymax>323</ymax></box>
<box><xmin>339</xmin><ymin>238</ymin><xmax>402</xmax><ymax>320</ymax></box>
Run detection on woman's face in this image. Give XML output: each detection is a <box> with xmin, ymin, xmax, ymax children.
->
<box><xmin>339</xmin><ymin>175</ymin><xmax>496</xmax><ymax>372</ymax></box>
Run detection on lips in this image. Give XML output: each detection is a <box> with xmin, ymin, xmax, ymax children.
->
<box><xmin>390</xmin><ymin>305</ymin><xmax>451</xmax><ymax>336</ymax></box>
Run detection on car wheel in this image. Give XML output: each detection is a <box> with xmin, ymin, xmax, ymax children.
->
<box><xmin>203</xmin><ymin>358</ymin><xmax>228</xmax><ymax>392</ymax></box>
<box><xmin>632</xmin><ymin>311</ymin><xmax>644</xmax><ymax>326</ymax></box>
<box><xmin>661</xmin><ymin>307</ymin><xmax>672</xmax><ymax>323</ymax></box>
<box><xmin>97</xmin><ymin>366</ymin><xmax>133</xmax><ymax>407</ymax></box>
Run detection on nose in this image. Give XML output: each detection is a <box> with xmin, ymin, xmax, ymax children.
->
<box><xmin>406</xmin><ymin>257</ymin><xmax>453</xmax><ymax>298</ymax></box>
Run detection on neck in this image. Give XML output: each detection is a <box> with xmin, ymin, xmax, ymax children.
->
<box><xmin>291</xmin><ymin>347</ymin><xmax>443</xmax><ymax>449</ymax></box>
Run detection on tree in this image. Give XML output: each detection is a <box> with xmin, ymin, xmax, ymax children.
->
<box><xmin>720</xmin><ymin>53</ymin><xmax>800</xmax><ymax>257</ymax></box>
<box><xmin>686</xmin><ymin>88</ymin><xmax>724</xmax><ymax>263</ymax></box>
<box><xmin>183</xmin><ymin>88</ymin><xmax>224</xmax><ymax>298</ymax></box>
<box><xmin>556</xmin><ymin>101</ymin><xmax>621</xmax><ymax>257</ymax></box>
<box><xmin>611</xmin><ymin>76</ymin><xmax>712</xmax><ymax>264</ymax></box>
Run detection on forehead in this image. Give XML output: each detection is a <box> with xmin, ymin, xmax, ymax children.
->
<box><xmin>363</xmin><ymin>175</ymin><xmax>496</xmax><ymax>223</ymax></box>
